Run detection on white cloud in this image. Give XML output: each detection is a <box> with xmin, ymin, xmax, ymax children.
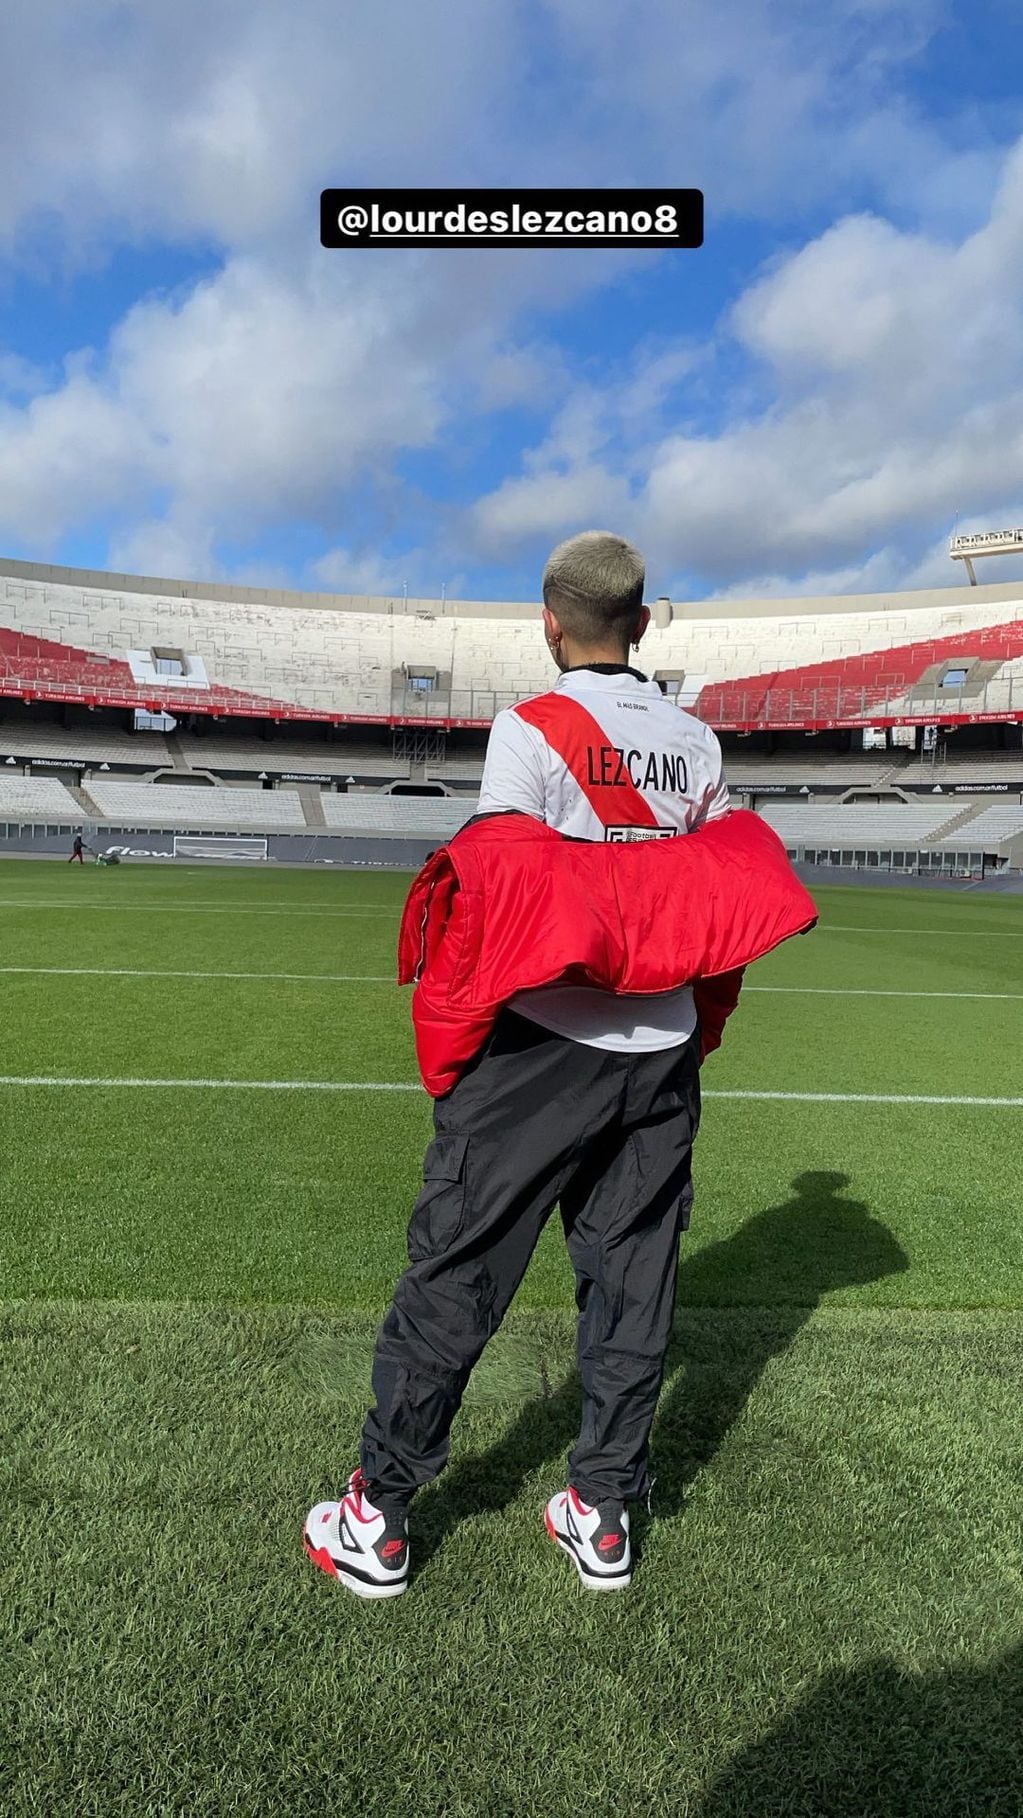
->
<box><xmin>473</xmin><ymin>135</ymin><xmax>1023</xmax><ymax>598</ymax></box>
<box><xmin>702</xmin><ymin>546</ymin><xmax>932</xmax><ymax>603</ymax></box>
<box><xmin>0</xmin><ymin>369</ymin><xmax>152</xmax><ymax>546</ymax></box>
<box><xmin>0</xmin><ymin>0</ymin><xmax>1001</xmax><ymax>264</ymax></box>
<box><xmin>107</xmin><ymin>517</ymin><xmax>217</xmax><ymax>581</ymax></box>
<box><xmin>0</xmin><ymin>0</ymin><xmax>523</xmax><ymax>256</ymax></box>
<box><xmin>537</xmin><ymin>0</ymin><xmax>997</xmax><ymax>234</ymax></box>
<box><xmin>310</xmin><ymin>545</ymin><xmax>421</xmax><ymax>597</ymax></box>
<box><xmin>472</xmin><ymin>465</ymin><xmax>633</xmax><ymax>547</ymax></box>
<box><xmin>0</xmin><ymin>0</ymin><xmax>1020</xmax><ymax>596</ymax></box>
<box><xmin>0</xmin><ymin>229</ymin><xmax>644</xmax><ymax>560</ymax></box>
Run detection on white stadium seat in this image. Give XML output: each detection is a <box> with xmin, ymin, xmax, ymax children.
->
<box><xmin>0</xmin><ymin>722</ymin><xmax>172</xmax><ymax>765</ymax></box>
<box><xmin>320</xmin><ymin>794</ymin><xmax>477</xmax><ymax>836</ymax></box>
<box><xmin>939</xmin><ymin>805</ymin><xmax>1023</xmax><ymax>849</ymax></box>
<box><xmin>174</xmin><ymin>736</ymin><xmax>410</xmax><ymax>778</ymax></box>
<box><xmin>759</xmin><ymin>804</ymin><xmax>955</xmax><ymax>844</ymax></box>
<box><xmin>0</xmin><ymin>776</ymin><xmax>79</xmax><ymax>817</ymax></box>
<box><xmin>84</xmin><ymin>782</ymin><xmax>306</xmax><ymax>829</ymax></box>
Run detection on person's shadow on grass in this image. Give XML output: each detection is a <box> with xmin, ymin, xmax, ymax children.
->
<box><xmin>411</xmin><ymin>1172</ymin><xmax>908</xmax><ymax>1574</ymax></box>
<box><xmin>693</xmin><ymin>1643</ymin><xmax>1023</xmax><ymax>1817</ymax></box>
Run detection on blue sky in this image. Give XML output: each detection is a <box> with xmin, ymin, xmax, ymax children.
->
<box><xmin>1</xmin><ymin>0</ymin><xmax>1022</xmax><ymax>604</ymax></box>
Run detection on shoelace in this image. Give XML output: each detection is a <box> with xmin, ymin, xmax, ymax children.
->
<box><xmin>351</xmin><ymin>1469</ymin><xmax>408</xmax><ymax>1531</ymax></box>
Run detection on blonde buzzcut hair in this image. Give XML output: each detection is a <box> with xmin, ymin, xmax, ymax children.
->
<box><xmin>542</xmin><ymin>530</ymin><xmax>646</xmax><ymax>645</ymax></box>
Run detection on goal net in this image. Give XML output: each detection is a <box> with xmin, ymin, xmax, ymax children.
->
<box><xmin>172</xmin><ymin>835</ymin><xmax>268</xmax><ymax>862</ymax></box>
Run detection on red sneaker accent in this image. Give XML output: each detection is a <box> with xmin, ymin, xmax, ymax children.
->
<box><xmin>304</xmin><ymin>1535</ymin><xmax>339</xmax><ymax>1580</ymax></box>
<box><xmin>544</xmin><ymin>1509</ymin><xmax>558</xmax><ymax>1542</ymax></box>
<box><xmin>598</xmin><ymin>1533</ymin><xmax>623</xmax><ymax>1552</ymax></box>
<box><xmin>568</xmin><ymin>1487</ymin><xmax>591</xmax><ymax>1516</ymax></box>
<box><xmin>381</xmin><ymin>1538</ymin><xmax>406</xmax><ymax>1559</ymax></box>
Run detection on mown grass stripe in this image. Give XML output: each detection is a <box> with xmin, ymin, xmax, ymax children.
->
<box><xmin>0</xmin><ymin>904</ymin><xmax>1020</xmax><ymax>934</ymax></box>
<box><xmin>0</xmin><ymin>968</ymin><xmax>1019</xmax><ymax>1001</ymax></box>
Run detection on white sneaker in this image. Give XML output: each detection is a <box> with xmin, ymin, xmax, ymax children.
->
<box><xmin>544</xmin><ymin>1486</ymin><xmax>632</xmax><ymax>1591</ymax></box>
<box><xmin>304</xmin><ymin>1470</ymin><xmax>409</xmax><ymax>1600</ymax></box>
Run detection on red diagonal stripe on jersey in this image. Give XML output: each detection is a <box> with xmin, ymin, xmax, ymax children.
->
<box><xmin>514</xmin><ymin>693</ymin><xmax>660</xmax><ymax>828</ymax></box>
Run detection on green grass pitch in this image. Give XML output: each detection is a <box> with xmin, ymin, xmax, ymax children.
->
<box><xmin>1</xmin><ymin>856</ymin><xmax>1021</xmax><ymax>1815</ymax></box>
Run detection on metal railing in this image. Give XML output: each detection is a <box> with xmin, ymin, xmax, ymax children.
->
<box><xmin>790</xmin><ymin>846</ymin><xmax>1009</xmax><ymax>878</ymax></box>
<box><xmin>4</xmin><ymin>667</ymin><xmax>1022</xmax><ymax>731</ymax></box>
<box><xmin>692</xmin><ymin>674</ymin><xmax>1023</xmax><ymax>729</ymax></box>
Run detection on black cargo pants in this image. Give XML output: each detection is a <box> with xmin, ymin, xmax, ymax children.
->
<box><xmin>360</xmin><ymin>1008</ymin><xmax>700</xmax><ymax>1507</ymax></box>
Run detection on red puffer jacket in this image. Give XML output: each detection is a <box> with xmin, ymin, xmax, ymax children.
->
<box><xmin>397</xmin><ymin>808</ymin><xmax>817</xmax><ymax>1098</ymax></box>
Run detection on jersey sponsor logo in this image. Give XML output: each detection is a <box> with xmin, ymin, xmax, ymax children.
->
<box><xmin>585</xmin><ymin>744</ymin><xmax>689</xmax><ymax>794</ymax></box>
<box><xmin>605</xmin><ymin>825</ymin><xmax>677</xmax><ymax>842</ymax></box>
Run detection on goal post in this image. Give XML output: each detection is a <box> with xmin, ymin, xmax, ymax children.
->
<box><xmin>172</xmin><ymin>835</ymin><xmax>268</xmax><ymax>862</ymax></box>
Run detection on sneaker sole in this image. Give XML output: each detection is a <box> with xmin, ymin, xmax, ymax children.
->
<box><xmin>544</xmin><ymin>1508</ymin><xmax>632</xmax><ymax>1592</ymax></box>
<box><xmin>303</xmin><ymin>1532</ymin><xmax>408</xmax><ymax>1600</ymax></box>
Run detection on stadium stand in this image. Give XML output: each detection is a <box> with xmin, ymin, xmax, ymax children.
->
<box><xmin>426</xmin><ymin>755</ymin><xmax>486</xmax><ymax>783</ymax></box>
<box><xmin>693</xmin><ymin>615</ymin><xmax>1023</xmax><ymax>728</ymax></box>
<box><xmin>900</xmin><ymin>751</ymin><xmax>1023</xmax><ymax>783</ymax></box>
<box><xmin>2</xmin><ymin>557</ymin><xmax>1023</xmax><ymax>733</ymax></box>
<box><xmin>84</xmin><ymin>781</ymin><xmax>307</xmax><ymax>829</ymax></box>
<box><xmin>936</xmin><ymin>805</ymin><xmax>1023</xmax><ymax>850</ymax></box>
<box><xmin>0</xmin><ymin>776</ymin><xmax>80</xmax><ymax>817</ymax></box>
<box><xmin>320</xmin><ymin>794</ymin><xmax>476</xmax><ymax>836</ymax></box>
<box><xmin>758</xmin><ymin>803</ymin><xmax>958</xmax><ymax>846</ymax></box>
<box><xmin>0</xmin><ymin>561</ymin><xmax>1020</xmax><ymax>877</ymax></box>
<box><xmin>0</xmin><ymin>720</ymin><xmax>172</xmax><ymax>765</ymax></box>
<box><xmin>721</xmin><ymin>754</ymin><xmax>898</xmax><ymax>788</ymax></box>
<box><xmin>173</xmin><ymin>736</ymin><xmax>411</xmax><ymax>778</ymax></box>
<box><xmin>0</xmin><ymin>620</ymin><xmax>325</xmax><ymax>721</ymax></box>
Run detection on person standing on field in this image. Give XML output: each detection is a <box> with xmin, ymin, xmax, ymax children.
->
<box><xmin>68</xmin><ymin>831</ymin><xmax>87</xmax><ymax>864</ymax></box>
<box><xmin>305</xmin><ymin>531</ymin><xmax>730</xmax><ymax>1599</ymax></box>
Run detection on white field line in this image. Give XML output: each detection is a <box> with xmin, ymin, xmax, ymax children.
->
<box><xmin>0</xmin><ymin>900</ymin><xmax>396</xmax><ymax>916</ymax></box>
<box><xmin>820</xmin><ymin>925</ymin><xmax>1023</xmax><ymax>937</ymax></box>
<box><xmin>745</xmin><ymin>986</ymin><xmax>1023</xmax><ymax>1001</ymax></box>
<box><xmin>0</xmin><ymin>967</ymin><xmax>1018</xmax><ymax>1002</ymax></box>
<box><xmin>705</xmin><ymin>1090</ymin><xmax>1023</xmax><ymax>1106</ymax></box>
<box><xmin>0</xmin><ymin>1076</ymin><xmax>1019</xmax><ymax>1106</ymax></box>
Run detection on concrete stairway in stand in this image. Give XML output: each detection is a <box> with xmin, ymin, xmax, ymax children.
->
<box><xmin>297</xmin><ymin>784</ymin><xmax>326</xmax><ymax>828</ymax></box>
<box><xmin>928</xmin><ymin>801</ymin><xmax>987</xmax><ymax>844</ymax></box>
<box><xmin>69</xmin><ymin>782</ymin><xmax>105</xmax><ymax>820</ymax></box>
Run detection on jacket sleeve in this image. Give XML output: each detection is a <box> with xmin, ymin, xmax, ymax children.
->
<box><xmin>693</xmin><ymin>967</ymin><xmax>745</xmax><ymax>1063</ymax></box>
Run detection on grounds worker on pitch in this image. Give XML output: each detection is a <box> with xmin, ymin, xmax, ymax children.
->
<box><xmin>305</xmin><ymin>531</ymin><xmax>732</xmax><ymax>1597</ymax></box>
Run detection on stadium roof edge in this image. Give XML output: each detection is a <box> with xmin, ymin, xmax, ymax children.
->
<box><xmin>1</xmin><ymin>553</ymin><xmax>1022</xmax><ymax>624</ymax></box>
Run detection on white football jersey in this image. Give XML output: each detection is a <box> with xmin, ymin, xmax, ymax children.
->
<box><xmin>476</xmin><ymin>665</ymin><xmax>730</xmax><ymax>1052</ymax></box>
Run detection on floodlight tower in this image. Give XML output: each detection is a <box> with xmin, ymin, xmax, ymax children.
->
<box><xmin>950</xmin><ymin>527</ymin><xmax>1023</xmax><ymax>586</ymax></box>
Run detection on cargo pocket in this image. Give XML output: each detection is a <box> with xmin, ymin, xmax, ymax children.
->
<box><xmin>407</xmin><ymin>1132</ymin><xmax>470</xmax><ymax>1264</ymax></box>
<box><xmin>678</xmin><ymin>1177</ymin><xmax>695</xmax><ymax>1232</ymax></box>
